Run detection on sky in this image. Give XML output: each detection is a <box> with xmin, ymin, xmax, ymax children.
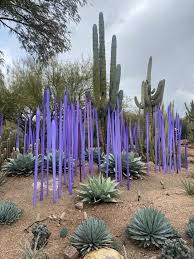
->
<box><xmin>1</xmin><ymin>0</ymin><xmax>194</xmax><ymax>116</ymax></box>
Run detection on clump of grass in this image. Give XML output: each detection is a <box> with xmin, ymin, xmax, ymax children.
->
<box><xmin>21</xmin><ymin>238</ymin><xmax>49</xmax><ymax>259</ymax></box>
<box><xmin>181</xmin><ymin>179</ymin><xmax>194</xmax><ymax>195</ymax></box>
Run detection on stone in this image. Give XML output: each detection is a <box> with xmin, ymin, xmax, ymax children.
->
<box><xmin>83</xmin><ymin>211</ymin><xmax>88</xmax><ymax>220</ymax></box>
<box><xmin>75</xmin><ymin>202</ymin><xmax>84</xmax><ymax>210</ymax></box>
<box><xmin>60</xmin><ymin>212</ymin><xmax>66</xmax><ymax>220</ymax></box>
<box><xmin>83</xmin><ymin>248</ymin><xmax>124</xmax><ymax>259</ymax></box>
<box><xmin>64</xmin><ymin>245</ymin><xmax>79</xmax><ymax>259</ymax></box>
<box><xmin>149</xmin><ymin>257</ymin><xmax>158</xmax><ymax>259</ymax></box>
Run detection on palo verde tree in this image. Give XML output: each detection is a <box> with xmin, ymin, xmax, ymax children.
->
<box><xmin>0</xmin><ymin>0</ymin><xmax>87</xmax><ymax>62</ymax></box>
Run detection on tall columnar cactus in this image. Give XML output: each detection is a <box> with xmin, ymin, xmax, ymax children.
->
<box><xmin>134</xmin><ymin>56</ymin><xmax>165</xmax><ymax>119</ymax></box>
<box><xmin>185</xmin><ymin>101</ymin><xmax>194</xmax><ymax>122</ymax></box>
<box><xmin>93</xmin><ymin>12</ymin><xmax>122</xmax><ymax>110</ymax></box>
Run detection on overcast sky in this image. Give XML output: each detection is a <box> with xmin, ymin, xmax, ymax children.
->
<box><xmin>1</xmin><ymin>0</ymin><xmax>194</xmax><ymax>116</ymax></box>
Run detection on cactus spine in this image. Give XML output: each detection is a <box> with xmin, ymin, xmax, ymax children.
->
<box><xmin>93</xmin><ymin>12</ymin><xmax>122</xmax><ymax>110</ymax></box>
<box><xmin>134</xmin><ymin>56</ymin><xmax>165</xmax><ymax>119</ymax></box>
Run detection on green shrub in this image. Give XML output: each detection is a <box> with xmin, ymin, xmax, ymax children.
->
<box><xmin>186</xmin><ymin>216</ymin><xmax>194</xmax><ymax>246</ymax></box>
<box><xmin>126</xmin><ymin>207</ymin><xmax>176</xmax><ymax>248</ymax></box>
<box><xmin>70</xmin><ymin>217</ymin><xmax>112</xmax><ymax>256</ymax></box>
<box><xmin>0</xmin><ymin>201</ymin><xmax>22</xmax><ymax>224</ymax></box>
<box><xmin>85</xmin><ymin>148</ymin><xmax>104</xmax><ymax>164</ymax></box>
<box><xmin>78</xmin><ymin>175</ymin><xmax>119</xmax><ymax>204</ymax></box>
<box><xmin>2</xmin><ymin>153</ymin><xmax>35</xmax><ymax>176</ymax></box>
<box><xmin>21</xmin><ymin>238</ymin><xmax>49</xmax><ymax>259</ymax></box>
<box><xmin>181</xmin><ymin>179</ymin><xmax>194</xmax><ymax>195</ymax></box>
<box><xmin>101</xmin><ymin>151</ymin><xmax>146</xmax><ymax>179</ymax></box>
<box><xmin>31</xmin><ymin>224</ymin><xmax>51</xmax><ymax>250</ymax></box>
<box><xmin>59</xmin><ymin>227</ymin><xmax>68</xmax><ymax>238</ymax></box>
<box><xmin>159</xmin><ymin>238</ymin><xmax>192</xmax><ymax>259</ymax></box>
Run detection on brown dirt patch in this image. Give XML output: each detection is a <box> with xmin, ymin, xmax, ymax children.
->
<box><xmin>0</xmin><ymin>164</ymin><xmax>194</xmax><ymax>258</ymax></box>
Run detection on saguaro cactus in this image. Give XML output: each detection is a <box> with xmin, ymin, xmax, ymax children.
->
<box><xmin>134</xmin><ymin>56</ymin><xmax>165</xmax><ymax>119</ymax></box>
<box><xmin>92</xmin><ymin>12</ymin><xmax>122</xmax><ymax>110</ymax></box>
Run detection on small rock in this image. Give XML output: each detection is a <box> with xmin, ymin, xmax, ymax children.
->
<box><xmin>75</xmin><ymin>202</ymin><xmax>84</xmax><ymax>210</ymax></box>
<box><xmin>83</xmin><ymin>248</ymin><xmax>124</xmax><ymax>259</ymax></box>
<box><xmin>36</xmin><ymin>213</ymin><xmax>40</xmax><ymax>221</ymax></box>
<box><xmin>60</xmin><ymin>212</ymin><xmax>66</xmax><ymax>220</ymax></box>
<box><xmin>165</xmin><ymin>192</ymin><xmax>170</xmax><ymax>196</ymax></box>
<box><xmin>149</xmin><ymin>256</ymin><xmax>158</xmax><ymax>259</ymax></box>
<box><xmin>64</xmin><ymin>245</ymin><xmax>79</xmax><ymax>259</ymax></box>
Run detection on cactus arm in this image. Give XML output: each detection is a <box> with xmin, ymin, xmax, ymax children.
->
<box><xmin>111</xmin><ymin>64</ymin><xmax>121</xmax><ymax>109</ymax></box>
<box><xmin>146</xmin><ymin>56</ymin><xmax>152</xmax><ymax>84</ymax></box>
<box><xmin>109</xmin><ymin>35</ymin><xmax>117</xmax><ymax>106</ymax></box>
<box><xmin>92</xmin><ymin>24</ymin><xmax>100</xmax><ymax>108</ymax></box>
<box><xmin>151</xmin><ymin>79</ymin><xmax>165</xmax><ymax>106</ymax></box>
<box><xmin>118</xmin><ymin>89</ymin><xmax>123</xmax><ymax>108</ymax></box>
<box><xmin>99</xmin><ymin>12</ymin><xmax>107</xmax><ymax>108</ymax></box>
<box><xmin>134</xmin><ymin>96</ymin><xmax>144</xmax><ymax>109</ymax></box>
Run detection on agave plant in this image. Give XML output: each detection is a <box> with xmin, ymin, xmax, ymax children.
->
<box><xmin>186</xmin><ymin>216</ymin><xmax>194</xmax><ymax>246</ymax></box>
<box><xmin>85</xmin><ymin>148</ymin><xmax>104</xmax><ymax>164</ymax></box>
<box><xmin>78</xmin><ymin>175</ymin><xmax>119</xmax><ymax>204</ymax></box>
<box><xmin>0</xmin><ymin>201</ymin><xmax>22</xmax><ymax>224</ymax></box>
<box><xmin>1</xmin><ymin>153</ymin><xmax>36</xmax><ymax>176</ymax></box>
<box><xmin>70</xmin><ymin>217</ymin><xmax>113</xmax><ymax>256</ymax></box>
<box><xmin>101</xmin><ymin>151</ymin><xmax>146</xmax><ymax>179</ymax></box>
<box><xmin>159</xmin><ymin>238</ymin><xmax>192</xmax><ymax>259</ymax></box>
<box><xmin>126</xmin><ymin>207</ymin><xmax>176</xmax><ymax>248</ymax></box>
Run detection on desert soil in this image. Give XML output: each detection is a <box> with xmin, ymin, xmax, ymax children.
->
<box><xmin>1</xmin><ymin>145</ymin><xmax>194</xmax><ymax>259</ymax></box>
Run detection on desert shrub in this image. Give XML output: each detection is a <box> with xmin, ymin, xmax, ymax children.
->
<box><xmin>70</xmin><ymin>217</ymin><xmax>112</xmax><ymax>256</ymax></box>
<box><xmin>0</xmin><ymin>201</ymin><xmax>22</xmax><ymax>224</ymax></box>
<box><xmin>158</xmin><ymin>238</ymin><xmax>192</xmax><ymax>259</ymax></box>
<box><xmin>59</xmin><ymin>227</ymin><xmax>68</xmax><ymax>238</ymax></box>
<box><xmin>101</xmin><ymin>151</ymin><xmax>146</xmax><ymax>179</ymax></box>
<box><xmin>126</xmin><ymin>207</ymin><xmax>176</xmax><ymax>248</ymax></box>
<box><xmin>186</xmin><ymin>216</ymin><xmax>194</xmax><ymax>246</ymax></box>
<box><xmin>21</xmin><ymin>238</ymin><xmax>49</xmax><ymax>259</ymax></box>
<box><xmin>1</xmin><ymin>153</ymin><xmax>35</xmax><ymax>176</ymax></box>
<box><xmin>31</xmin><ymin>224</ymin><xmax>51</xmax><ymax>250</ymax></box>
<box><xmin>181</xmin><ymin>179</ymin><xmax>194</xmax><ymax>195</ymax></box>
<box><xmin>78</xmin><ymin>175</ymin><xmax>119</xmax><ymax>204</ymax></box>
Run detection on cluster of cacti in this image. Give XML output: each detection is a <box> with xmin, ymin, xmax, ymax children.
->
<box><xmin>78</xmin><ymin>175</ymin><xmax>119</xmax><ymax>204</ymax></box>
<box><xmin>159</xmin><ymin>238</ymin><xmax>192</xmax><ymax>259</ymax></box>
<box><xmin>93</xmin><ymin>12</ymin><xmax>123</xmax><ymax>110</ymax></box>
<box><xmin>31</xmin><ymin>224</ymin><xmax>51</xmax><ymax>250</ymax></box>
<box><xmin>185</xmin><ymin>101</ymin><xmax>194</xmax><ymax>122</ymax></box>
<box><xmin>134</xmin><ymin>56</ymin><xmax>165</xmax><ymax>119</ymax></box>
<box><xmin>70</xmin><ymin>217</ymin><xmax>113</xmax><ymax>256</ymax></box>
<box><xmin>1</xmin><ymin>153</ymin><xmax>36</xmax><ymax>176</ymax></box>
<box><xmin>101</xmin><ymin>151</ymin><xmax>146</xmax><ymax>179</ymax></box>
<box><xmin>126</xmin><ymin>207</ymin><xmax>176</xmax><ymax>248</ymax></box>
<box><xmin>186</xmin><ymin>216</ymin><xmax>194</xmax><ymax>246</ymax></box>
<box><xmin>0</xmin><ymin>201</ymin><xmax>22</xmax><ymax>224</ymax></box>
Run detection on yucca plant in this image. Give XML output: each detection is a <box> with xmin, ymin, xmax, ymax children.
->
<box><xmin>186</xmin><ymin>216</ymin><xmax>194</xmax><ymax>246</ymax></box>
<box><xmin>78</xmin><ymin>175</ymin><xmax>119</xmax><ymax>204</ymax></box>
<box><xmin>0</xmin><ymin>201</ymin><xmax>22</xmax><ymax>224</ymax></box>
<box><xmin>1</xmin><ymin>153</ymin><xmax>36</xmax><ymax>176</ymax></box>
<box><xmin>101</xmin><ymin>151</ymin><xmax>146</xmax><ymax>179</ymax></box>
<box><xmin>126</xmin><ymin>207</ymin><xmax>177</xmax><ymax>248</ymax></box>
<box><xmin>181</xmin><ymin>179</ymin><xmax>194</xmax><ymax>195</ymax></box>
<box><xmin>21</xmin><ymin>238</ymin><xmax>49</xmax><ymax>259</ymax></box>
<box><xmin>70</xmin><ymin>217</ymin><xmax>113</xmax><ymax>256</ymax></box>
<box><xmin>159</xmin><ymin>238</ymin><xmax>192</xmax><ymax>259</ymax></box>
<box><xmin>85</xmin><ymin>148</ymin><xmax>104</xmax><ymax>164</ymax></box>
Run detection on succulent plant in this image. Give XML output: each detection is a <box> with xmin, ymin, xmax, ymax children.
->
<box><xmin>101</xmin><ymin>151</ymin><xmax>146</xmax><ymax>179</ymax></box>
<box><xmin>70</xmin><ymin>217</ymin><xmax>113</xmax><ymax>256</ymax></box>
<box><xmin>59</xmin><ymin>227</ymin><xmax>68</xmax><ymax>238</ymax></box>
<box><xmin>159</xmin><ymin>238</ymin><xmax>192</xmax><ymax>259</ymax></box>
<box><xmin>21</xmin><ymin>238</ymin><xmax>49</xmax><ymax>259</ymax></box>
<box><xmin>1</xmin><ymin>153</ymin><xmax>36</xmax><ymax>176</ymax></box>
<box><xmin>31</xmin><ymin>224</ymin><xmax>51</xmax><ymax>250</ymax></box>
<box><xmin>186</xmin><ymin>216</ymin><xmax>194</xmax><ymax>246</ymax></box>
<box><xmin>85</xmin><ymin>148</ymin><xmax>104</xmax><ymax>164</ymax></box>
<box><xmin>126</xmin><ymin>207</ymin><xmax>176</xmax><ymax>248</ymax></box>
<box><xmin>0</xmin><ymin>200</ymin><xmax>22</xmax><ymax>224</ymax></box>
<box><xmin>78</xmin><ymin>175</ymin><xmax>119</xmax><ymax>204</ymax></box>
